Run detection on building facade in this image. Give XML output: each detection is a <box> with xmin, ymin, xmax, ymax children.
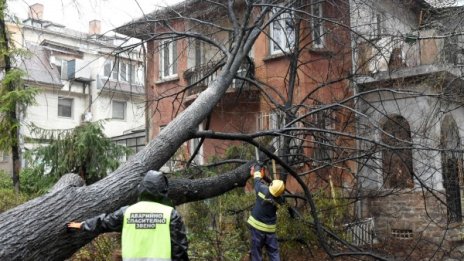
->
<box><xmin>117</xmin><ymin>1</ymin><xmax>354</xmax><ymax>191</ymax></box>
<box><xmin>351</xmin><ymin>0</ymin><xmax>464</xmax><ymax>251</ymax></box>
<box><xmin>1</xmin><ymin>3</ymin><xmax>146</xmax><ymax>174</ymax></box>
<box><xmin>117</xmin><ymin>0</ymin><xmax>464</xmax><ymax>252</ymax></box>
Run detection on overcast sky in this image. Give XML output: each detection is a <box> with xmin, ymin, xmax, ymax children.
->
<box><xmin>8</xmin><ymin>0</ymin><xmax>182</xmax><ymax>33</ymax></box>
<box><xmin>8</xmin><ymin>0</ymin><xmax>464</xmax><ymax>34</ymax></box>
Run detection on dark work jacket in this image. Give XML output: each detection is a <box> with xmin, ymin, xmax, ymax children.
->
<box><xmin>82</xmin><ymin>203</ymin><xmax>189</xmax><ymax>261</ymax></box>
<box><xmin>250</xmin><ymin>177</ymin><xmax>284</xmax><ymax>227</ymax></box>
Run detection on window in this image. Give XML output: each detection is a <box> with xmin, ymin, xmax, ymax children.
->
<box><xmin>194</xmin><ymin>40</ymin><xmax>203</xmax><ymax>67</ymax></box>
<box><xmin>115</xmin><ymin>134</ymin><xmax>146</xmax><ymax>161</ymax></box>
<box><xmin>134</xmin><ymin>64</ymin><xmax>145</xmax><ymax>85</ymax></box>
<box><xmin>119</xmin><ymin>62</ymin><xmax>129</xmax><ymax>82</ymax></box>
<box><xmin>258</xmin><ymin>110</ymin><xmax>284</xmax><ymax>131</ymax></box>
<box><xmin>112</xmin><ymin>62</ymin><xmax>119</xmax><ymax>80</ymax></box>
<box><xmin>104</xmin><ymin>60</ymin><xmax>137</xmax><ymax>83</ymax></box>
<box><xmin>258</xmin><ymin>110</ymin><xmax>304</xmax><ymax>166</ymax></box>
<box><xmin>440</xmin><ymin>114</ymin><xmax>463</xmax><ymax>222</ymax></box>
<box><xmin>311</xmin><ymin>1</ymin><xmax>324</xmax><ymax>48</ymax></box>
<box><xmin>112</xmin><ymin>101</ymin><xmax>126</xmax><ymax>120</ymax></box>
<box><xmin>312</xmin><ymin>107</ymin><xmax>335</xmax><ymax>165</ymax></box>
<box><xmin>381</xmin><ymin>115</ymin><xmax>414</xmax><ymax>189</ymax></box>
<box><xmin>258</xmin><ymin>110</ymin><xmax>285</xmax><ymax>150</ymax></box>
<box><xmin>104</xmin><ymin>60</ymin><xmax>112</xmax><ymax>78</ymax></box>
<box><xmin>232</xmin><ymin>67</ymin><xmax>247</xmax><ymax>89</ymax></box>
<box><xmin>58</xmin><ymin>97</ymin><xmax>73</xmax><ymax>118</ymax></box>
<box><xmin>104</xmin><ymin>60</ymin><xmax>119</xmax><ymax>80</ymax></box>
<box><xmin>115</xmin><ymin>140</ymin><xmax>127</xmax><ymax>162</ymax></box>
<box><xmin>391</xmin><ymin>229</ymin><xmax>414</xmax><ymax>240</ymax></box>
<box><xmin>270</xmin><ymin>7</ymin><xmax>295</xmax><ymax>54</ymax></box>
<box><xmin>160</xmin><ymin>39</ymin><xmax>178</xmax><ymax>78</ymax></box>
<box><xmin>369</xmin><ymin>10</ymin><xmax>383</xmax><ymax>40</ymax></box>
<box><xmin>51</xmin><ymin>57</ymin><xmax>68</xmax><ymax>80</ymax></box>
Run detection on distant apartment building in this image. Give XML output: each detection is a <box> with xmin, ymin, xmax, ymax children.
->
<box><xmin>0</xmin><ymin>3</ymin><xmax>146</xmax><ymax>175</ymax></box>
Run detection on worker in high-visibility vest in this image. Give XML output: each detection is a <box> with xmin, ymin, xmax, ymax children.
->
<box><xmin>67</xmin><ymin>170</ymin><xmax>189</xmax><ymax>261</ymax></box>
<box><xmin>247</xmin><ymin>164</ymin><xmax>285</xmax><ymax>261</ymax></box>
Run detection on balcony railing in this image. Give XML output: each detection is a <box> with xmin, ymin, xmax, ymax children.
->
<box><xmin>355</xmin><ymin>29</ymin><xmax>464</xmax><ymax>75</ymax></box>
<box><xmin>97</xmin><ymin>74</ymin><xmax>145</xmax><ymax>95</ymax></box>
<box><xmin>184</xmin><ymin>64</ymin><xmax>219</xmax><ymax>96</ymax></box>
<box><xmin>344</xmin><ymin>218</ymin><xmax>377</xmax><ymax>246</ymax></box>
<box><xmin>184</xmin><ymin>61</ymin><xmax>254</xmax><ymax>96</ymax></box>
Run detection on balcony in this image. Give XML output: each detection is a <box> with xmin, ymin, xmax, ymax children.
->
<box><xmin>183</xmin><ymin>61</ymin><xmax>256</xmax><ymax>99</ymax></box>
<box><xmin>354</xmin><ymin>29</ymin><xmax>464</xmax><ymax>93</ymax></box>
<box><xmin>184</xmin><ymin>64</ymin><xmax>219</xmax><ymax>96</ymax></box>
<box><xmin>97</xmin><ymin>74</ymin><xmax>145</xmax><ymax>96</ymax></box>
<box><xmin>355</xmin><ymin>29</ymin><xmax>464</xmax><ymax>76</ymax></box>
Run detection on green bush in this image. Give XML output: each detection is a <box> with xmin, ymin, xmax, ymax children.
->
<box><xmin>0</xmin><ymin>171</ymin><xmax>31</xmax><ymax>213</ymax></box>
<box><xmin>0</xmin><ymin>170</ymin><xmax>12</xmax><ymax>189</ymax></box>
<box><xmin>182</xmin><ymin>188</ymin><xmax>255</xmax><ymax>260</ymax></box>
<box><xmin>0</xmin><ymin>188</ymin><xmax>30</xmax><ymax>213</ymax></box>
<box><xmin>277</xmin><ymin>188</ymin><xmax>351</xmax><ymax>256</ymax></box>
<box><xmin>20</xmin><ymin>168</ymin><xmax>57</xmax><ymax>196</ymax></box>
<box><xmin>71</xmin><ymin>233</ymin><xmax>121</xmax><ymax>261</ymax></box>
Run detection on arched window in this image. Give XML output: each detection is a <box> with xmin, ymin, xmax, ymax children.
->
<box><xmin>441</xmin><ymin>114</ymin><xmax>462</xmax><ymax>222</ymax></box>
<box><xmin>381</xmin><ymin>115</ymin><xmax>414</xmax><ymax>188</ymax></box>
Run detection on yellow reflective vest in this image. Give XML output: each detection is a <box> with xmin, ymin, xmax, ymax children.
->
<box><xmin>122</xmin><ymin>201</ymin><xmax>173</xmax><ymax>261</ymax></box>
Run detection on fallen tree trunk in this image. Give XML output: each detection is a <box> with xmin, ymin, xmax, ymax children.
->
<box><xmin>0</xmin><ymin>57</ymin><xmax>250</xmax><ymax>260</ymax></box>
<box><xmin>0</xmin><ymin>161</ymin><xmax>252</xmax><ymax>260</ymax></box>
<box><xmin>0</xmin><ymin>7</ymin><xmax>262</xmax><ymax>258</ymax></box>
<box><xmin>49</xmin><ymin>173</ymin><xmax>85</xmax><ymax>193</ymax></box>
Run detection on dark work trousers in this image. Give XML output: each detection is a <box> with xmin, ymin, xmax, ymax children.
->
<box><xmin>249</xmin><ymin>226</ymin><xmax>280</xmax><ymax>261</ymax></box>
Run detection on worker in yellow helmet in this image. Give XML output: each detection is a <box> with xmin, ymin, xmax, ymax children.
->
<box><xmin>66</xmin><ymin>170</ymin><xmax>189</xmax><ymax>260</ymax></box>
<box><xmin>247</xmin><ymin>163</ymin><xmax>285</xmax><ymax>261</ymax></box>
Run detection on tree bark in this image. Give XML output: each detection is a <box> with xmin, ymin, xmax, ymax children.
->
<box><xmin>49</xmin><ymin>173</ymin><xmax>85</xmax><ymax>193</ymax></box>
<box><xmin>0</xmin><ymin>158</ymin><xmax>252</xmax><ymax>260</ymax></box>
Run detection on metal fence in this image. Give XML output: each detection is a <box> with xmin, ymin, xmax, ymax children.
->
<box><xmin>344</xmin><ymin>218</ymin><xmax>376</xmax><ymax>246</ymax></box>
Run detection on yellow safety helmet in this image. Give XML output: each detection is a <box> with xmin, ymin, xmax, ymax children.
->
<box><xmin>269</xmin><ymin>180</ymin><xmax>285</xmax><ymax>197</ymax></box>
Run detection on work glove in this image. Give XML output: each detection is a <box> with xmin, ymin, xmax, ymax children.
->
<box><xmin>250</xmin><ymin>163</ymin><xmax>265</xmax><ymax>179</ymax></box>
<box><xmin>66</xmin><ymin>221</ymin><xmax>83</xmax><ymax>232</ymax></box>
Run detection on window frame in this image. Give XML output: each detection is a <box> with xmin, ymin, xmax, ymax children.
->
<box><xmin>311</xmin><ymin>1</ymin><xmax>324</xmax><ymax>48</ymax></box>
<box><xmin>57</xmin><ymin>97</ymin><xmax>73</xmax><ymax>118</ymax></box>
<box><xmin>368</xmin><ymin>9</ymin><xmax>383</xmax><ymax>40</ymax></box>
<box><xmin>119</xmin><ymin>62</ymin><xmax>129</xmax><ymax>82</ymax></box>
<box><xmin>310</xmin><ymin>106</ymin><xmax>336</xmax><ymax>166</ymax></box>
<box><xmin>160</xmin><ymin>39</ymin><xmax>178</xmax><ymax>78</ymax></box>
<box><xmin>104</xmin><ymin>60</ymin><xmax>139</xmax><ymax>83</ymax></box>
<box><xmin>112</xmin><ymin>100</ymin><xmax>127</xmax><ymax>120</ymax></box>
<box><xmin>269</xmin><ymin>7</ymin><xmax>295</xmax><ymax>55</ymax></box>
<box><xmin>194</xmin><ymin>39</ymin><xmax>204</xmax><ymax>67</ymax></box>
